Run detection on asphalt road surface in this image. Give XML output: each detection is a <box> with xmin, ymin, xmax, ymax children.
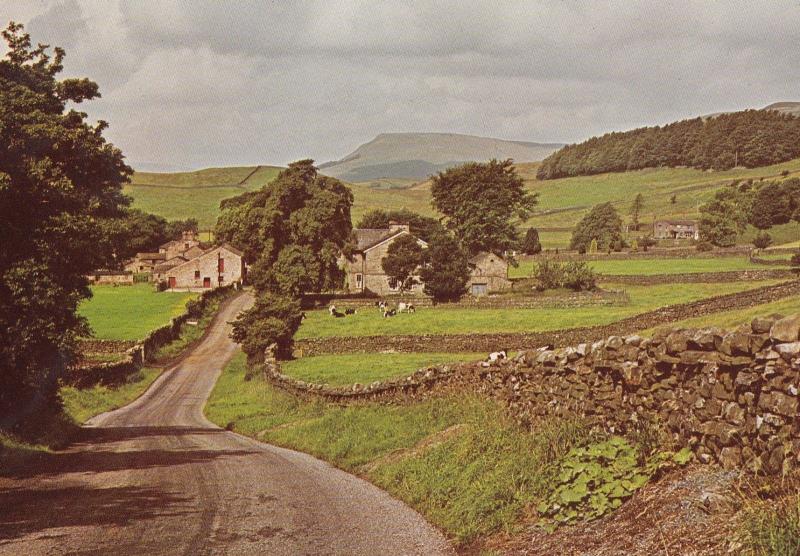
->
<box><xmin>0</xmin><ymin>293</ymin><xmax>453</xmax><ymax>555</ymax></box>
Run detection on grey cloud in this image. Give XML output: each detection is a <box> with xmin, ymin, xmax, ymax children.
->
<box><xmin>3</xmin><ymin>0</ymin><xmax>800</xmax><ymax>170</ymax></box>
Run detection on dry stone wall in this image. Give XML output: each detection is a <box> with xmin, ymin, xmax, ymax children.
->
<box><xmin>266</xmin><ymin>313</ymin><xmax>800</xmax><ymax>475</ymax></box>
<box><xmin>598</xmin><ymin>269</ymin><xmax>796</xmax><ymax>285</ymax></box>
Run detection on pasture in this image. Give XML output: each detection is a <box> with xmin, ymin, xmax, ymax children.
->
<box><xmin>78</xmin><ymin>284</ymin><xmax>197</xmax><ymax>340</ymax></box>
<box><xmin>296</xmin><ymin>281</ymin><xmax>778</xmax><ymax>339</ymax></box>
<box><xmin>510</xmin><ymin>256</ymin><xmax>786</xmax><ymax>278</ymax></box>
<box><xmin>282</xmin><ymin>352</ymin><xmax>483</xmax><ymax>386</ymax></box>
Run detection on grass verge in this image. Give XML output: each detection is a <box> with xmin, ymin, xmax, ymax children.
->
<box><xmin>739</xmin><ymin>490</ymin><xmax>800</xmax><ymax>555</ymax></box>
<box><xmin>206</xmin><ymin>351</ymin><xmax>592</xmax><ymax>545</ymax></box>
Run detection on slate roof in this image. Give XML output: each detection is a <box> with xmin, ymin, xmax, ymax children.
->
<box><xmin>136</xmin><ymin>252</ymin><xmax>166</xmax><ymax>261</ymax></box>
<box><xmin>352</xmin><ymin>228</ymin><xmax>400</xmax><ymax>251</ymax></box>
<box><xmin>655</xmin><ymin>219</ymin><xmax>697</xmax><ymax>227</ymax></box>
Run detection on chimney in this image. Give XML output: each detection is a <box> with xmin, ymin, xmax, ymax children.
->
<box><xmin>388</xmin><ymin>221</ymin><xmax>409</xmax><ymax>234</ymax></box>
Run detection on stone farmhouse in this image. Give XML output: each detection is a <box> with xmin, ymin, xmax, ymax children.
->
<box><xmin>467</xmin><ymin>252</ymin><xmax>512</xmax><ymax>296</ymax></box>
<box><xmin>124</xmin><ymin>231</ymin><xmax>202</xmax><ymax>274</ymax></box>
<box><xmin>653</xmin><ymin>219</ymin><xmax>699</xmax><ymax>240</ymax></box>
<box><xmin>342</xmin><ymin>223</ymin><xmax>511</xmax><ymax>297</ymax></box>
<box><xmin>154</xmin><ymin>244</ymin><xmax>245</xmax><ymax>290</ymax></box>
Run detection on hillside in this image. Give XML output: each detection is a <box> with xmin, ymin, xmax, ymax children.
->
<box><xmin>764</xmin><ymin>101</ymin><xmax>800</xmax><ymax>117</ymax></box>
<box><xmin>538</xmin><ymin>108</ymin><xmax>800</xmax><ymax>179</ymax></box>
<box><xmin>319</xmin><ymin>132</ymin><xmax>563</xmax><ymax>181</ymax></box>
<box><xmin>126</xmin><ymin>165</ymin><xmax>282</xmax><ymax>228</ymax></box>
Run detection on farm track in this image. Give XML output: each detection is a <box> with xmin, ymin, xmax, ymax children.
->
<box><xmin>295</xmin><ymin>280</ymin><xmax>800</xmax><ymax>356</ymax></box>
<box><xmin>0</xmin><ymin>292</ymin><xmax>452</xmax><ymax>556</ymax></box>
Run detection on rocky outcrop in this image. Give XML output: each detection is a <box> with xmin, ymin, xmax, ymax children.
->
<box><xmin>267</xmin><ymin>313</ymin><xmax>800</xmax><ymax>475</ymax></box>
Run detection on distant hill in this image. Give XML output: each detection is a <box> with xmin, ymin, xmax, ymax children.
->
<box><xmin>764</xmin><ymin>101</ymin><xmax>800</xmax><ymax>117</ymax></box>
<box><xmin>538</xmin><ymin>109</ymin><xmax>800</xmax><ymax>180</ymax></box>
<box><xmin>319</xmin><ymin>133</ymin><xmax>563</xmax><ymax>181</ymax></box>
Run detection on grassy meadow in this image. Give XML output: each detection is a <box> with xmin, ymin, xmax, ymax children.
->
<box><xmin>78</xmin><ymin>284</ymin><xmax>197</xmax><ymax>340</ymax></box>
<box><xmin>296</xmin><ymin>281</ymin><xmax>780</xmax><ymax>339</ymax></box>
<box><xmin>282</xmin><ymin>352</ymin><xmax>483</xmax><ymax>386</ymax></box>
<box><xmin>206</xmin><ymin>351</ymin><xmax>590</xmax><ymax>545</ymax></box>
<box><xmin>510</xmin><ymin>256</ymin><xmax>787</xmax><ymax>278</ymax></box>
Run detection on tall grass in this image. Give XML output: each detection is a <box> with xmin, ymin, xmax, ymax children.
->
<box><xmin>740</xmin><ymin>495</ymin><xmax>800</xmax><ymax>555</ymax></box>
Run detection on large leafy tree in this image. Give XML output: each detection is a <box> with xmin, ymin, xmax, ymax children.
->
<box><xmin>381</xmin><ymin>234</ymin><xmax>425</xmax><ymax>293</ymax></box>
<box><xmin>699</xmin><ymin>188</ymin><xmax>749</xmax><ymax>247</ymax></box>
<box><xmin>217</xmin><ymin>160</ymin><xmax>353</xmax><ymax>360</ymax></box>
<box><xmin>216</xmin><ymin>159</ymin><xmax>353</xmax><ymax>296</ymax></box>
<box><xmin>0</xmin><ymin>23</ymin><xmax>131</xmax><ymax>419</ymax></box>
<box><xmin>570</xmin><ymin>203</ymin><xmax>624</xmax><ymax>253</ymax></box>
<box><xmin>418</xmin><ymin>233</ymin><xmax>471</xmax><ymax>302</ymax></box>
<box><xmin>430</xmin><ymin>159</ymin><xmax>537</xmax><ymax>256</ymax></box>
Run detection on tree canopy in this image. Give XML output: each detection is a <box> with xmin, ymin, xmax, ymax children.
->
<box><xmin>537</xmin><ymin>110</ymin><xmax>800</xmax><ymax>179</ymax></box>
<box><xmin>215</xmin><ymin>159</ymin><xmax>353</xmax><ymax>296</ymax></box>
<box><xmin>570</xmin><ymin>203</ymin><xmax>624</xmax><ymax>253</ymax></box>
<box><xmin>381</xmin><ymin>234</ymin><xmax>424</xmax><ymax>293</ymax></box>
<box><xmin>98</xmin><ymin>210</ymin><xmax>198</xmax><ymax>267</ymax></box>
<box><xmin>418</xmin><ymin>233</ymin><xmax>471</xmax><ymax>302</ymax></box>
<box><xmin>698</xmin><ymin>188</ymin><xmax>749</xmax><ymax>247</ymax></box>
<box><xmin>357</xmin><ymin>208</ymin><xmax>444</xmax><ymax>242</ymax></box>
<box><xmin>0</xmin><ymin>23</ymin><xmax>131</xmax><ymax>418</ymax></box>
<box><xmin>430</xmin><ymin>159</ymin><xmax>537</xmax><ymax>257</ymax></box>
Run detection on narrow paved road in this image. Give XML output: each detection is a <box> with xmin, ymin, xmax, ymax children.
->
<box><xmin>0</xmin><ymin>293</ymin><xmax>453</xmax><ymax>555</ymax></box>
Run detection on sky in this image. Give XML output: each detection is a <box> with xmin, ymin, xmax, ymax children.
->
<box><xmin>3</xmin><ymin>1</ymin><xmax>800</xmax><ymax>171</ymax></box>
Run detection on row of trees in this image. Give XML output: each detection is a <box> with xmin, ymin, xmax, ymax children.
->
<box><xmin>537</xmin><ymin>110</ymin><xmax>800</xmax><ymax>179</ymax></box>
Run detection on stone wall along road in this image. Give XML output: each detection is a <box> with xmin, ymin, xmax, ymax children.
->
<box><xmin>0</xmin><ymin>292</ymin><xmax>452</xmax><ymax>556</ymax></box>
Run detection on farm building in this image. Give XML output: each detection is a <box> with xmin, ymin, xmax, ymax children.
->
<box><xmin>343</xmin><ymin>224</ymin><xmax>428</xmax><ymax>295</ymax></box>
<box><xmin>159</xmin><ymin>230</ymin><xmax>201</xmax><ymax>259</ymax></box>
<box><xmin>155</xmin><ymin>244</ymin><xmax>245</xmax><ymax>290</ymax></box>
<box><xmin>124</xmin><ymin>252</ymin><xmax>165</xmax><ymax>274</ymax></box>
<box><xmin>467</xmin><ymin>252</ymin><xmax>511</xmax><ymax>296</ymax></box>
<box><xmin>653</xmin><ymin>219</ymin><xmax>699</xmax><ymax>240</ymax></box>
<box><xmin>123</xmin><ymin>231</ymin><xmax>204</xmax><ymax>276</ymax></box>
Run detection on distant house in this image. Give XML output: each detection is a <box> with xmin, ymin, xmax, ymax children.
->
<box><xmin>343</xmin><ymin>224</ymin><xmax>428</xmax><ymax>295</ymax></box>
<box><xmin>155</xmin><ymin>244</ymin><xmax>245</xmax><ymax>290</ymax></box>
<box><xmin>124</xmin><ymin>252</ymin><xmax>165</xmax><ymax>274</ymax></box>
<box><xmin>467</xmin><ymin>252</ymin><xmax>511</xmax><ymax>296</ymax></box>
<box><xmin>159</xmin><ymin>230</ymin><xmax>200</xmax><ymax>259</ymax></box>
<box><xmin>123</xmin><ymin>231</ymin><xmax>203</xmax><ymax>276</ymax></box>
<box><xmin>653</xmin><ymin>219</ymin><xmax>699</xmax><ymax>240</ymax></box>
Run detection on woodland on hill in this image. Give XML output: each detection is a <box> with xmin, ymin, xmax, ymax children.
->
<box><xmin>537</xmin><ymin>109</ymin><xmax>800</xmax><ymax>179</ymax></box>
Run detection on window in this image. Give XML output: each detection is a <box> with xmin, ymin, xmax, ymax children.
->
<box><xmin>194</xmin><ymin>270</ymin><xmax>200</xmax><ymax>279</ymax></box>
<box><xmin>356</xmin><ymin>273</ymin><xmax>363</xmax><ymax>288</ymax></box>
<box><xmin>218</xmin><ymin>258</ymin><xmax>225</xmax><ymax>272</ymax></box>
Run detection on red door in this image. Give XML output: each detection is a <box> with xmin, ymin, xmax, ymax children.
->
<box><xmin>168</xmin><ymin>276</ymin><xmax>176</xmax><ymax>288</ymax></box>
<box><xmin>203</xmin><ymin>277</ymin><xmax>211</xmax><ymax>288</ymax></box>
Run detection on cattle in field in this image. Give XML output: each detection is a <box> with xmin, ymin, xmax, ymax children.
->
<box><xmin>397</xmin><ymin>302</ymin><xmax>415</xmax><ymax>314</ymax></box>
<box><xmin>383</xmin><ymin>309</ymin><xmax>397</xmax><ymax>318</ymax></box>
<box><xmin>345</xmin><ymin>308</ymin><xmax>357</xmax><ymax>315</ymax></box>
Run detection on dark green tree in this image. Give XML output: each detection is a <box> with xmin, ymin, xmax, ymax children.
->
<box><xmin>0</xmin><ymin>23</ymin><xmax>131</xmax><ymax>418</ymax></box>
<box><xmin>230</xmin><ymin>294</ymin><xmax>303</xmax><ymax>362</ymax></box>
<box><xmin>356</xmin><ymin>208</ymin><xmax>444</xmax><ymax>242</ymax></box>
<box><xmin>418</xmin><ymin>233</ymin><xmax>471</xmax><ymax>302</ymax></box>
<box><xmin>698</xmin><ymin>188</ymin><xmax>748</xmax><ymax>247</ymax></box>
<box><xmin>629</xmin><ymin>193</ymin><xmax>644</xmax><ymax>231</ymax></box>
<box><xmin>430</xmin><ymin>159</ymin><xmax>538</xmax><ymax>256</ymax></box>
<box><xmin>749</xmin><ymin>181</ymin><xmax>793</xmax><ymax>229</ymax></box>
<box><xmin>381</xmin><ymin>234</ymin><xmax>424</xmax><ymax>293</ymax></box>
<box><xmin>752</xmin><ymin>231</ymin><xmax>773</xmax><ymax>249</ymax></box>
<box><xmin>570</xmin><ymin>203</ymin><xmax>624</xmax><ymax>253</ymax></box>
<box><xmin>520</xmin><ymin>228</ymin><xmax>542</xmax><ymax>254</ymax></box>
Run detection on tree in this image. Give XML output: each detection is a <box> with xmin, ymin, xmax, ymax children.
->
<box><xmin>97</xmin><ymin>210</ymin><xmax>197</xmax><ymax>267</ymax></box>
<box><xmin>230</xmin><ymin>294</ymin><xmax>303</xmax><ymax>362</ymax></box>
<box><xmin>630</xmin><ymin>193</ymin><xmax>644</xmax><ymax>231</ymax></box>
<box><xmin>0</xmin><ymin>23</ymin><xmax>131</xmax><ymax>419</ymax></box>
<box><xmin>418</xmin><ymin>233</ymin><xmax>471</xmax><ymax>302</ymax></box>
<box><xmin>215</xmin><ymin>159</ymin><xmax>353</xmax><ymax>296</ymax></box>
<box><xmin>521</xmin><ymin>228</ymin><xmax>542</xmax><ymax>255</ymax></box>
<box><xmin>749</xmin><ymin>181</ymin><xmax>793</xmax><ymax>229</ymax></box>
<box><xmin>357</xmin><ymin>208</ymin><xmax>444</xmax><ymax>242</ymax></box>
<box><xmin>430</xmin><ymin>159</ymin><xmax>538</xmax><ymax>256</ymax></box>
<box><xmin>570</xmin><ymin>203</ymin><xmax>624</xmax><ymax>253</ymax></box>
<box><xmin>698</xmin><ymin>188</ymin><xmax>748</xmax><ymax>247</ymax></box>
<box><xmin>752</xmin><ymin>231</ymin><xmax>773</xmax><ymax>249</ymax></box>
<box><xmin>381</xmin><ymin>234</ymin><xmax>424</xmax><ymax>293</ymax></box>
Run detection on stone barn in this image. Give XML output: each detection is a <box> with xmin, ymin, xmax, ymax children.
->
<box><xmin>159</xmin><ymin>230</ymin><xmax>201</xmax><ymax>259</ymax></box>
<box><xmin>343</xmin><ymin>224</ymin><xmax>428</xmax><ymax>295</ymax></box>
<box><xmin>158</xmin><ymin>244</ymin><xmax>245</xmax><ymax>290</ymax></box>
<box><xmin>467</xmin><ymin>252</ymin><xmax>511</xmax><ymax>296</ymax></box>
<box><xmin>654</xmin><ymin>219</ymin><xmax>699</xmax><ymax>240</ymax></box>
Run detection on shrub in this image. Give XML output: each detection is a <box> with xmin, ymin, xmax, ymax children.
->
<box><xmin>230</xmin><ymin>293</ymin><xmax>303</xmax><ymax>362</ymax></box>
<box><xmin>588</xmin><ymin>238</ymin><xmax>599</xmax><ymax>254</ymax></box>
<box><xmin>639</xmin><ymin>236</ymin><xmax>656</xmax><ymax>252</ymax></box>
<box><xmin>533</xmin><ymin>260</ymin><xmax>564</xmax><ymax>291</ymax></box>
<box><xmin>696</xmin><ymin>241</ymin><xmax>714</xmax><ymax>252</ymax></box>
<box><xmin>630</xmin><ymin>239</ymin><xmax>639</xmax><ymax>252</ymax></box>
<box><xmin>561</xmin><ymin>262</ymin><xmax>597</xmax><ymax>291</ymax></box>
<box><xmin>753</xmin><ymin>231</ymin><xmax>773</xmax><ymax>249</ymax></box>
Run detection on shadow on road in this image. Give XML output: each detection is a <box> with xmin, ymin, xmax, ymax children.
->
<box><xmin>0</xmin><ymin>485</ymin><xmax>193</xmax><ymax>542</ymax></box>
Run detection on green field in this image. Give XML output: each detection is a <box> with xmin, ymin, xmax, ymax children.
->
<box><xmin>296</xmin><ymin>281</ymin><xmax>777</xmax><ymax>339</ymax></box>
<box><xmin>510</xmin><ymin>256</ymin><xmax>786</xmax><ymax>278</ymax></box>
<box><xmin>78</xmin><ymin>284</ymin><xmax>197</xmax><ymax>340</ymax></box>
<box><xmin>282</xmin><ymin>352</ymin><xmax>483</xmax><ymax>386</ymax></box>
<box><xmin>126</xmin><ymin>165</ymin><xmax>282</xmax><ymax>228</ymax></box>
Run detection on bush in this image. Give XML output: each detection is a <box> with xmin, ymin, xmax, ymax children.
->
<box><xmin>561</xmin><ymin>262</ymin><xmax>597</xmax><ymax>291</ymax></box>
<box><xmin>639</xmin><ymin>236</ymin><xmax>656</xmax><ymax>252</ymax></box>
<box><xmin>230</xmin><ymin>293</ymin><xmax>303</xmax><ymax>362</ymax></box>
<box><xmin>630</xmin><ymin>239</ymin><xmax>639</xmax><ymax>252</ymax></box>
<box><xmin>696</xmin><ymin>241</ymin><xmax>714</xmax><ymax>252</ymax></box>
<box><xmin>753</xmin><ymin>231</ymin><xmax>773</xmax><ymax>249</ymax></box>
<box><xmin>533</xmin><ymin>260</ymin><xmax>564</xmax><ymax>291</ymax></box>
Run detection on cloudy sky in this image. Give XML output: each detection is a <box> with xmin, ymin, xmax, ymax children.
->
<box><xmin>4</xmin><ymin>1</ymin><xmax>800</xmax><ymax>171</ymax></box>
